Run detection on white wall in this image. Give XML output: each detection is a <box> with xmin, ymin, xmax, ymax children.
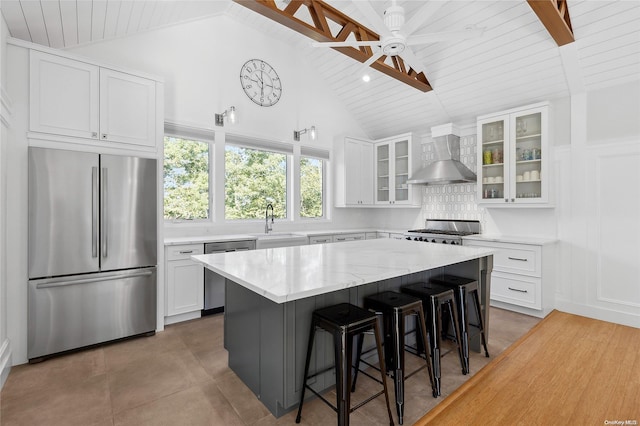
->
<box><xmin>67</xmin><ymin>15</ymin><xmax>375</xmax><ymax>237</ymax></box>
<box><xmin>0</xmin><ymin>12</ymin><xmax>12</xmax><ymax>386</ymax></box>
<box><xmin>555</xmin><ymin>81</ymin><xmax>640</xmax><ymax>328</ymax></box>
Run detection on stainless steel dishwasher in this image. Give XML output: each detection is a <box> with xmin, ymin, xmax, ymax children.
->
<box><xmin>203</xmin><ymin>240</ymin><xmax>256</xmax><ymax>315</ymax></box>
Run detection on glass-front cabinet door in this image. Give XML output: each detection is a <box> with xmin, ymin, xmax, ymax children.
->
<box><xmin>374</xmin><ymin>133</ymin><xmax>419</xmax><ymax>206</ymax></box>
<box><xmin>393</xmin><ymin>139</ymin><xmax>410</xmax><ymax>203</ymax></box>
<box><xmin>376</xmin><ymin>144</ymin><xmax>390</xmax><ymax>203</ymax></box>
<box><xmin>479</xmin><ymin>116</ymin><xmax>508</xmax><ymax>203</ymax></box>
<box><xmin>477</xmin><ymin>102</ymin><xmax>549</xmax><ymax>206</ymax></box>
<box><xmin>513</xmin><ymin>111</ymin><xmax>545</xmax><ymax>202</ymax></box>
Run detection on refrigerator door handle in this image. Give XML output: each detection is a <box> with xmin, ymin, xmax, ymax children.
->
<box><xmin>101</xmin><ymin>167</ymin><xmax>108</xmax><ymax>259</ymax></box>
<box><xmin>92</xmin><ymin>167</ymin><xmax>99</xmax><ymax>258</ymax></box>
<box><xmin>35</xmin><ymin>270</ymin><xmax>154</xmax><ymax>289</ymax></box>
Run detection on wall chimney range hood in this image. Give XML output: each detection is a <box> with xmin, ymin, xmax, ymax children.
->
<box><xmin>407</xmin><ymin>123</ymin><xmax>477</xmax><ymax>185</ymax></box>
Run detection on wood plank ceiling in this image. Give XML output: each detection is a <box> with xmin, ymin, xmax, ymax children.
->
<box><xmin>2</xmin><ymin>0</ymin><xmax>639</xmax><ymax>140</ymax></box>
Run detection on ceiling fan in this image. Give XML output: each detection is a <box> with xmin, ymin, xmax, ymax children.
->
<box><xmin>311</xmin><ymin>0</ymin><xmax>484</xmax><ymax>74</ymax></box>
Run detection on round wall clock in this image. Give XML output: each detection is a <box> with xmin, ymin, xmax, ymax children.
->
<box><xmin>239</xmin><ymin>59</ymin><xmax>282</xmax><ymax>107</ymax></box>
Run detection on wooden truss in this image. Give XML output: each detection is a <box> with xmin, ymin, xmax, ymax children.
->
<box><xmin>527</xmin><ymin>0</ymin><xmax>574</xmax><ymax>46</ymax></box>
<box><xmin>233</xmin><ymin>0</ymin><xmax>433</xmax><ymax>92</ymax></box>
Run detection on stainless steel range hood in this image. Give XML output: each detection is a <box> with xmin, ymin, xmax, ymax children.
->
<box><xmin>407</xmin><ymin>124</ymin><xmax>477</xmax><ymax>185</ymax></box>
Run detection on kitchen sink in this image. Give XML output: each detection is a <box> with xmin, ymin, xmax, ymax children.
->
<box><xmin>251</xmin><ymin>233</ymin><xmax>307</xmax><ymax>249</ymax></box>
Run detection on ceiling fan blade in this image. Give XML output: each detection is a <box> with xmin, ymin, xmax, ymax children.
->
<box><xmin>398</xmin><ymin>48</ymin><xmax>426</xmax><ymax>74</ymax></box>
<box><xmin>406</xmin><ymin>26</ymin><xmax>485</xmax><ymax>46</ymax></box>
<box><xmin>401</xmin><ymin>1</ymin><xmax>446</xmax><ymax>37</ymax></box>
<box><xmin>311</xmin><ymin>40</ymin><xmax>381</xmax><ymax>48</ymax></box>
<box><xmin>352</xmin><ymin>0</ymin><xmax>391</xmax><ymax>36</ymax></box>
<box><xmin>363</xmin><ymin>49</ymin><xmax>385</xmax><ymax>68</ymax></box>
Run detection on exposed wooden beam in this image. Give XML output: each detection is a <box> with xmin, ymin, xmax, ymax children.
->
<box><xmin>527</xmin><ymin>0</ymin><xmax>574</xmax><ymax>46</ymax></box>
<box><xmin>233</xmin><ymin>0</ymin><xmax>433</xmax><ymax>92</ymax></box>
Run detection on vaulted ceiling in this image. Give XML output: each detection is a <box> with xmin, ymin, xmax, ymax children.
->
<box><xmin>2</xmin><ymin>0</ymin><xmax>639</xmax><ymax>139</ymax></box>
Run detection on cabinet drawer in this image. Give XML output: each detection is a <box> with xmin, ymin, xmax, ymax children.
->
<box><xmin>334</xmin><ymin>233</ymin><xmax>366</xmax><ymax>242</ymax></box>
<box><xmin>465</xmin><ymin>240</ymin><xmax>541</xmax><ymax>277</ymax></box>
<box><xmin>309</xmin><ymin>236</ymin><xmax>333</xmax><ymax>244</ymax></box>
<box><xmin>491</xmin><ymin>272</ymin><xmax>541</xmax><ymax>310</ymax></box>
<box><xmin>166</xmin><ymin>244</ymin><xmax>204</xmax><ymax>261</ymax></box>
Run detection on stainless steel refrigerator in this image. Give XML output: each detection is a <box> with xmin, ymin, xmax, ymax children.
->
<box><xmin>28</xmin><ymin>147</ymin><xmax>157</xmax><ymax>361</ymax></box>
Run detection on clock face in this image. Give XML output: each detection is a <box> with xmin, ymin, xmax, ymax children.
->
<box><xmin>240</xmin><ymin>59</ymin><xmax>282</xmax><ymax>107</ymax></box>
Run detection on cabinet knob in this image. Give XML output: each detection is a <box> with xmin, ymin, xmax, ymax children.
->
<box><xmin>102</xmin><ymin>134</ymin><xmax>108</xmax><ymax>139</ymax></box>
<box><xmin>505</xmin><ymin>199</ymin><xmax>508</xmax><ymax>202</ymax></box>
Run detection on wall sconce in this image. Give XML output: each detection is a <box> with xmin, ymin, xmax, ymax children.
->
<box><xmin>293</xmin><ymin>126</ymin><xmax>317</xmax><ymax>141</ymax></box>
<box><xmin>215</xmin><ymin>106</ymin><xmax>237</xmax><ymax>127</ymax></box>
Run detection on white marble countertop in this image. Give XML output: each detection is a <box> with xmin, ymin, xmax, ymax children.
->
<box><xmin>463</xmin><ymin>234</ymin><xmax>558</xmax><ymax>246</ymax></box>
<box><xmin>192</xmin><ymin>238</ymin><xmax>494</xmax><ymax>304</ymax></box>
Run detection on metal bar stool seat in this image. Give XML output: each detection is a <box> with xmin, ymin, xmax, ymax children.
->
<box><xmin>431</xmin><ymin>274</ymin><xmax>490</xmax><ymax>375</ymax></box>
<box><xmin>354</xmin><ymin>291</ymin><xmax>437</xmax><ymax>424</ymax></box>
<box><xmin>401</xmin><ymin>282</ymin><xmax>466</xmax><ymax>396</ymax></box>
<box><xmin>295</xmin><ymin>303</ymin><xmax>394</xmax><ymax>426</ymax></box>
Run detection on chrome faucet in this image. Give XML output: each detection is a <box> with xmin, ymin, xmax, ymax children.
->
<box><xmin>265</xmin><ymin>203</ymin><xmax>274</xmax><ymax>234</ymax></box>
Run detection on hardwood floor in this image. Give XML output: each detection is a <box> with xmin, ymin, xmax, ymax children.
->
<box><xmin>0</xmin><ymin>307</ymin><xmax>540</xmax><ymax>426</ymax></box>
<box><xmin>416</xmin><ymin>310</ymin><xmax>640</xmax><ymax>425</ymax></box>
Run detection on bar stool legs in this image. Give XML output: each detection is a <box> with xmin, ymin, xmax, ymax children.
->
<box><xmin>354</xmin><ymin>292</ymin><xmax>437</xmax><ymax>424</ymax></box>
<box><xmin>402</xmin><ymin>283</ymin><xmax>465</xmax><ymax>396</ymax></box>
<box><xmin>431</xmin><ymin>275</ymin><xmax>490</xmax><ymax>375</ymax></box>
<box><xmin>295</xmin><ymin>303</ymin><xmax>394</xmax><ymax>426</ymax></box>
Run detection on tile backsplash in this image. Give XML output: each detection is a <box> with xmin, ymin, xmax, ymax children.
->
<box><xmin>420</xmin><ymin>134</ymin><xmax>486</xmax><ymax>222</ymax></box>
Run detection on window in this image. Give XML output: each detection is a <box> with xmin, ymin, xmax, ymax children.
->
<box><xmin>300</xmin><ymin>146</ymin><xmax>329</xmax><ymax>219</ymax></box>
<box><xmin>225</xmin><ymin>144</ymin><xmax>288</xmax><ymax>220</ymax></box>
<box><xmin>300</xmin><ymin>157</ymin><xmax>324</xmax><ymax>218</ymax></box>
<box><xmin>163</xmin><ymin>136</ymin><xmax>210</xmax><ymax>220</ymax></box>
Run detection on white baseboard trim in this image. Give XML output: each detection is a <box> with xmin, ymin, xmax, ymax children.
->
<box><xmin>555</xmin><ymin>299</ymin><xmax>640</xmax><ymax>329</ymax></box>
<box><xmin>489</xmin><ymin>300</ymin><xmax>551</xmax><ymax>319</ymax></box>
<box><xmin>0</xmin><ymin>338</ymin><xmax>12</xmax><ymax>390</ymax></box>
<box><xmin>164</xmin><ymin>310</ymin><xmax>201</xmax><ymax>325</ymax></box>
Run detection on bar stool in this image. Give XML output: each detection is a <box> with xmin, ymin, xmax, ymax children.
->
<box><xmin>431</xmin><ymin>274</ymin><xmax>490</xmax><ymax>375</ymax></box>
<box><xmin>401</xmin><ymin>282</ymin><xmax>465</xmax><ymax>396</ymax></box>
<box><xmin>354</xmin><ymin>291</ymin><xmax>437</xmax><ymax>424</ymax></box>
<box><xmin>295</xmin><ymin>303</ymin><xmax>394</xmax><ymax>426</ymax></box>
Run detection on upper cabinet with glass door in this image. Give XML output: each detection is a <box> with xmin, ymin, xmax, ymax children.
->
<box><xmin>477</xmin><ymin>102</ymin><xmax>551</xmax><ymax>207</ymax></box>
<box><xmin>374</xmin><ymin>133</ymin><xmax>421</xmax><ymax>206</ymax></box>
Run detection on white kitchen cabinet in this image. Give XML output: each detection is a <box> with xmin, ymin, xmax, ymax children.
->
<box><xmin>30</xmin><ymin>50</ymin><xmax>156</xmax><ymax>148</ymax></box>
<box><xmin>333</xmin><ymin>232</ymin><xmax>365</xmax><ymax>242</ymax></box>
<box><xmin>29</xmin><ymin>51</ymin><xmax>99</xmax><ymax>139</ymax></box>
<box><xmin>374</xmin><ymin>133</ymin><xmax>421</xmax><ymax>206</ymax></box>
<box><xmin>335</xmin><ymin>137</ymin><xmax>373</xmax><ymax>207</ymax></box>
<box><xmin>309</xmin><ymin>235</ymin><xmax>334</xmax><ymax>245</ymax></box>
<box><xmin>477</xmin><ymin>102</ymin><xmax>550</xmax><ymax>206</ymax></box>
<box><xmin>165</xmin><ymin>244</ymin><xmax>204</xmax><ymax>319</ymax></box>
<box><xmin>463</xmin><ymin>237</ymin><xmax>556</xmax><ymax>317</ymax></box>
<box><xmin>99</xmin><ymin>68</ymin><xmax>156</xmax><ymax>146</ymax></box>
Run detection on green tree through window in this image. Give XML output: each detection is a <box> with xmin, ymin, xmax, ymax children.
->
<box><xmin>225</xmin><ymin>145</ymin><xmax>287</xmax><ymax>219</ymax></box>
<box><xmin>163</xmin><ymin>136</ymin><xmax>209</xmax><ymax>220</ymax></box>
<box><xmin>300</xmin><ymin>157</ymin><xmax>323</xmax><ymax>218</ymax></box>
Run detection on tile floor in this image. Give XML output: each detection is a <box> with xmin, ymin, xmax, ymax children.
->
<box><xmin>0</xmin><ymin>307</ymin><xmax>539</xmax><ymax>426</ymax></box>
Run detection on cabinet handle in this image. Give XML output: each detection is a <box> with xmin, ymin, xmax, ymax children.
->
<box><xmin>508</xmin><ymin>256</ymin><xmax>528</xmax><ymax>262</ymax></box>
<box><xmin>92</xmin><ymin>132</ymin><xmax>98</xmax><ymax>138</ymax></box>
<box><xmin>179</xmin><ymin>250</ymin><xmax>194</xmax><ymax>254</ymax></box>
<box><xmin>505</xmin><ymin>199</ymin><xmax>508</xmax><ymax>202</ymax></box>
<box><xmin>511</xmin><ymin>198</ymin><xmax>515</xmax><ymax>202</ymax></box>
<box><xmin>508</xmin><ymin>287</ymin><xmax>528</xmax><ymax>293</ymax></box>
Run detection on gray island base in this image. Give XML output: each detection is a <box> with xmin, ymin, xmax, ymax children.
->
<box><xmin>195</xmin><ymin>240</ymin><xmax>495</xmax><ymax>418</ymax></box>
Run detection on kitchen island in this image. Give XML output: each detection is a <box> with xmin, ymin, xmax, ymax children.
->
<box><xmin>192</xmin><ymin>238</ymin><xmax>494</xmax><ymax>417</ymax></box>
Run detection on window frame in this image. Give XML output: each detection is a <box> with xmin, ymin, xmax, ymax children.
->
<box><xmin>223</xmin><ymin>141</ymin><xmax>291</xmax><ymax>222</ymax></box>
<box><xmin>163</xmin><ymin>123</ymin><xmax>215</xmax><ymax>225</ymax></box>
<box><xmin>299</xmin><ymin>152</ymin><xmax>327</xmax><ymax>221</ymax></box>
<box><xmin>162</xmin><ymin>124</ymin><xmax>331</xmax><ymax>227</ymax></box>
